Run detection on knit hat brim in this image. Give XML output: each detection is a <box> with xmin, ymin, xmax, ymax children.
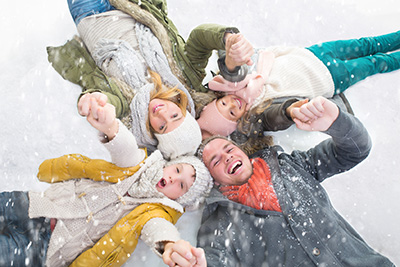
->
<box><xmin>155</xmin><ymin>113</ymin><xmax>202</xmax><ymax>159</ymax></box>
<box><xmin>196</xmin><ymin>99</ymin><xmax>238</xmax><ymax>136</ymax></box>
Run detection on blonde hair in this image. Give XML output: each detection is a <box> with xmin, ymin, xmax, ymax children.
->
<box><xmin>146</xmin><ymin>70</ymin><xmax>189</xmax><ymax>135</ymax></box>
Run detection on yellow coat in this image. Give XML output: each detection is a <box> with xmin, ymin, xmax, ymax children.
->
<box><xmin>37</xmin><ymin>154</ymin><xmax>182</xmax><ymax>267</ymax></box>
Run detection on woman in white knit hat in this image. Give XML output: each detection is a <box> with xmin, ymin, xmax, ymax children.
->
<box><xmin>0</xmin><ymin>96</ymin><xmax>212</xmax><ymax>267</ymax></box>
<box><xmin>62</xmin><ymin>0</ymin><xmax>204</xmax><ymax>160</ymax></box>
<box><xmin>79</xmin><ymin>70</ymin><xmax>202</xmax><ymax>160</ymax></box>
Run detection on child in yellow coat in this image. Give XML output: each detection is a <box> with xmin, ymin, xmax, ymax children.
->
<box><xmin>0</xmin><ymin>100</ymin><xmax>211</xmax><ymax>267</ymax></box>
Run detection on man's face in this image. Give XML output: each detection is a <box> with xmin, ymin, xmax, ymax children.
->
<box><xmin>202</xmin><ymin>138</ymin><xmax>252</xmax><ymax>186</ymax></box>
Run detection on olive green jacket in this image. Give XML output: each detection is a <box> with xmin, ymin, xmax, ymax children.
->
<box><xmin>47</xmin><ymin>0</ymin><xmax>238</xmax><ymax>118</ymax></box>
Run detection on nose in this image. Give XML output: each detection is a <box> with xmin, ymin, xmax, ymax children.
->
<box><xmin>169</xmin><ymin>175</ymin><xmax>178</xmax><ymax>184</ymax></box>
<box><xmin>158</xmin><ymin>110</ymin><xmax>169</xmax><ymax>121</ymax></box>
<box><xmin>224</xmin><ymin>153</ymin><xmax>233</xmax><ymax>163</ymax></box>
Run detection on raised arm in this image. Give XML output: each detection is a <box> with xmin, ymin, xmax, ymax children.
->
<box><xmin>185</xmin><ymin>24</ymin><xmax>240</xmax><ymax>83</ymax></box>
<box><xmin>81</xmin><ymin>92</ymin><xmax>145</xmax><ymax>167</ymax></box>
<box><xmin>287</xmin><ymin>96</ymin><xmax>372</xmax><ymax>182</ymax></box>
<box><xmin>217</xmin><ymin>32</ymin><xmax>254</xmax><ymax>83</ymax></box>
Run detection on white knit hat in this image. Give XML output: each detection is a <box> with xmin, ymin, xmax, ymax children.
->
<box><xmin>167</xmin><ymin>155</ymin><xmax>213</xmax><ymax>210</ymax></box>
<box><xmin>127</xmin><ymin>150</ymin><xmax>167</xmax><ymax>199</ymax></box>
<box><xmin>128</xmin><ymin>151</ymin><xmax>213</xmax><ymax>210</ymax></box>
<box><xmin>155</xmin><ymin>113</ymin><xmax>202</xmax><ymax>160</ymax></box>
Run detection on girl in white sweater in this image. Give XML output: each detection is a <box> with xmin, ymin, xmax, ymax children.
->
<box><xmin>197</xmin><ymin>30</ymin><xmax>400</xmax><ymax>138</ymax></box>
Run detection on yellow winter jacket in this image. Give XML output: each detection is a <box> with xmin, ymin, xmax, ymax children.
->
<box><xmin>37</xmin><ymin>154</ymin><xmax>182</xmax><ymax>267</ymax></box>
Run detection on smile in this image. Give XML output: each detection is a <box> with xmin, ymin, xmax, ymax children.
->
<box><xmin>228</xmin><ymin>160</ymin><xmax>242</xmax><ymax>174</ymax></box>
<box><xmin>153</xmin><ymin>104</ymin><xmax>163</xmax><ymax>114</ymax></box>
<box><xmin>235</xmin><ymin>98</ymin><xmax>242</xmax><ymax>109</ymax></box>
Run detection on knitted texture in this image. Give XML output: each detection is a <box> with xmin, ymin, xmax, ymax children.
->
<box><xmin>29</xmin><ymin>151</ymin><xmax>179</xmax><ymax>267</ymax></box>
<box><xmin>167</xmin><ymin>155</ymin><xmax>213</xmax><ymax>210</ymax></box>
<box><xmin>259</xmin><ymin>46</ymin><xmax>334</xmax><ymax>99</ymax></box>
<box><xmin>219</xmin><ymin>157</ymin><xmax>282</xmax><ymax>212</ymax></box>
<box><xmin>78</xmin><ymin>10</ymin><xmax>197</xmax><ymax>153</ymax></box>
<box><xmin>155</xmin><ymin>113</ymin><xmax>202</xmax><ymax>159</ymax></box>
<box><xmin>127</xmin><ymin>150</ymin><xmax>167</xmax><ymax>199</ymax></box>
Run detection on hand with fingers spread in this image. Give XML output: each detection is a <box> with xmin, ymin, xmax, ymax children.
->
<box><xmin>225</xmin><ymin>33</ymin><xmax>254</xmax><ymax>71</ymax></box>
<box><xmin>290</xmin><ymin>96</ymin><xmax>339</xmax><ymax>132</ymax></box>
<box><xmin>77</xmin><ymin>92</ymin><xmax>108</xmax><ymax>117</ymax></box>
<box><xmin>163</xmin><ymin>240</ymin><xmax>207</xmax><ymax>267</ymax></box>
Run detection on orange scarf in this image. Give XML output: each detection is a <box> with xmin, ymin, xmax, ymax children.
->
<box><xmin>220</xmin><ymin>158</ymin><xmax>282</xmax><ymax>212</ymax></box>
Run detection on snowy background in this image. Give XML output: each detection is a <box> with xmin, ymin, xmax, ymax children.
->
<box><xmin>1</xmin><ymin>0</ymin><xmax>399</xmax><ymax>266</ymax></box>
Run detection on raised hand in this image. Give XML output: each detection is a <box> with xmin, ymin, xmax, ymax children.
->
<box><xmin>225</xmin><ymin>33</ymin><xmax>254</xmax><ymax>71</ymax></box>
<box><xmin>77</xmin><ymin>92</ymin><xmax>108</xmax><ymax>117</ymax></box>
<box><xmin>291</xmin><ymin>96</ymin><xmax>339</xmax><ymax>132</ymax></box>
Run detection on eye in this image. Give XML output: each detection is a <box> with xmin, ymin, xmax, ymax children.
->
<box><xmin>159</xmin><ymin>125</ymin><xmax>165</xmax><ymax>131</ymax></box>
<box><xmin>213</xmin><ymin>159</ymin><xmax>220</xmax><ymax>167</ymax></box>
<box><xmin>180</xmin><ymin>182</ymin><xmax>184</xmax><ymax>189</ymax></box>
<box><xmin>222</xmin><ymin>101</ymin><xmax>226</xmax><ymax>106</ymax></box>
<box><xmin>230</xmin><ymin>111</ymin><xmax>235</xmax><ymax>116</ymax></box>
<box><xmin>172</xmin><ymin>113</ymin><xmax>178</xmax><ymax>118</ymax></box>
<box><xmin>227</xmin><ymin>147</ymin><xmax>234</xmax><ymax>153</ymax></box>
<box><xmin>176</xmin><ymin>167</ymin><xmax>180</xmax><ymax>173</ymax></box>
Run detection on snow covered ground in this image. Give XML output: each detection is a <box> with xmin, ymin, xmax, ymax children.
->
<box><xmin>1</xmin><ymin>0</ymin><xmax>399</xmax><ymax>266</ymax></box>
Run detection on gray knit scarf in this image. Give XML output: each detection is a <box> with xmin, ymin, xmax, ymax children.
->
<box><xmin>93</xmin><ymin>22</ymin><xmax>195</xmax><ymax>151</ymax></box>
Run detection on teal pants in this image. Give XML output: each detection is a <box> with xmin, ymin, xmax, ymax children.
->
<box><xmin>307</xmin><ymin>31</ymin><xmax>400</xmax><ymax>94</ymax></box>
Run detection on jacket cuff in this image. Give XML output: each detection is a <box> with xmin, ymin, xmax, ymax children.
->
<box><xmin>218</xmin><ymin>55</ymin><xmax>248</xmax><ymax>83</ymax></box>
<box><xmin>141</xmin><ymin>218</ymin><xmax>181</xmax><ymax>257</ymax></box>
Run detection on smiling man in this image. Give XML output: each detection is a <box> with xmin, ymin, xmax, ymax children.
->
<box><xmin>196</xmin><ymin>96</ymin><xmax>395</xmax><ymax>266</ymax></box>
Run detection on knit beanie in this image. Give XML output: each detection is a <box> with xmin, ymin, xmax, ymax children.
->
<box><xmin>196</xmin><ymin>99</ymin><xmax>238</xmax><ymax>137</ymax></box>
<box><xmin>128</xmin><ymin>151</ymin><xmax>213</xmax><ymax>210</ymax></box>
<box><xmin>127</xmin><ymin>150</ymin><xmax>167</xmax><ymax>199</ymax></box>
<box><xmin>130</xmin><ymin>83</ymin><xmax>159</xmax><ymax>152</ymax></box>
<box><xmin>167</xmin><ymin>155</ymin><xmax>213</xmax><ymax>210</ymax></box>
<box><xmin>155</xmin><ymin>113</ymin><xmax>202</xmax><ymax>160</ymax></box>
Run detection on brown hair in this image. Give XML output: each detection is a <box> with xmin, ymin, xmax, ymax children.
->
<box><xmin>146</xmin><ymin>70</ymin><xmax>189</xmax><ymax>135</ymax></box>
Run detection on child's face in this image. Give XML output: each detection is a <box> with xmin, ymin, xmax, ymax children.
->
<box><xmin>216</xmin><ymin>95</ymin><xmax>246</xmax><ymax>121</ymax></box>
<box><xmin>156</xmin><ymin>163</ymin><xmax>196</xmax><ymax>200</ymax></box>
<box><xmin>148</xmin><ymin>99</ymin><xmax>184</xmax><ymax>134</ymax></box>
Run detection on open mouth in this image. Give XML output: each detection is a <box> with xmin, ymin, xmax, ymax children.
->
<box><xmin>228</xmin><ymin>161</ymin><xmax>242</xmax><ymax>174</ymax></box>
<box><xmin>157</xmin><ymin>178</ymin><xmax>167</xmax><ymax>188</ymax></box>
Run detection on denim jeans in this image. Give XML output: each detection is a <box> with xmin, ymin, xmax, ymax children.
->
<box><xmin>67</xmin><ymin>0</ymin><xmax>115</xmax><ymax>25</ymax></box>
<box><xmin>307</xmin><ymin>31</ymin><xmax>400</xmax><ymax>94</ymax></box>
<box><xmin>0</xmin><ymin>191</ymin><xmax>51</xmax><ymax>267</ymax></box>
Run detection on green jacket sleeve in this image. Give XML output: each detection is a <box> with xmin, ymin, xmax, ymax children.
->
<box><xmin>185</xmin><ymin>24</ymin><xmax>239</xmax><ymax>84</ymax></box>
<box><xmin>47</xmin><ymin>37</ymin><xmax>130</xmax><ymax>118</ymax></box>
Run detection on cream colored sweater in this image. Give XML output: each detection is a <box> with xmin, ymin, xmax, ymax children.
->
<box><xmin>261</xmin><ymin>46</ymin><xmax>335</xmax><ymax>100</ymax></box>
<box><xmin>29</xmin><ymin>122</ymin><xmax>182</xmax><ymax>266</ymax></box>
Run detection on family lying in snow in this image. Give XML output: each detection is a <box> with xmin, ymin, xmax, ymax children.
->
<box><xmin>1</xmin><ymin>0</ymin><xmax>399</xmax><ymax>266</ymax></box>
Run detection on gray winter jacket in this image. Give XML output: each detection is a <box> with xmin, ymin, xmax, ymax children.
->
<box><xmin>198</xmin><ymin>110</ymin><xmax>395</xmax><ymax>266</ymax></box>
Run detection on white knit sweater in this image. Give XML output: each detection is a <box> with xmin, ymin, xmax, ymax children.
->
<box><xmin>29</xmin><ymin>122</ymin><xmax>183</xmax><ymax>266</ymax></box>
<box><xmin>260</xmin><ymin>46</ymin><xmax>335</xmax><ymax>100</ymax></box>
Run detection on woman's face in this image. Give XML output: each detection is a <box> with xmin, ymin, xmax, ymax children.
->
<box><xmin>148</xmin><ymin>98</ymin><xmax>184</xmax><ymax>134</ymax></box>
<box><xmin>216</xmin><ymin>95</ymin><xmax>247</xmax><ymax>121</ymax></box>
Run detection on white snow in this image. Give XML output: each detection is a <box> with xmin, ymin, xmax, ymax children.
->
<box><xmin>1</xmin><ymin>0</ymin><xmax>399</xmax><ymax>266</ymax></box>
